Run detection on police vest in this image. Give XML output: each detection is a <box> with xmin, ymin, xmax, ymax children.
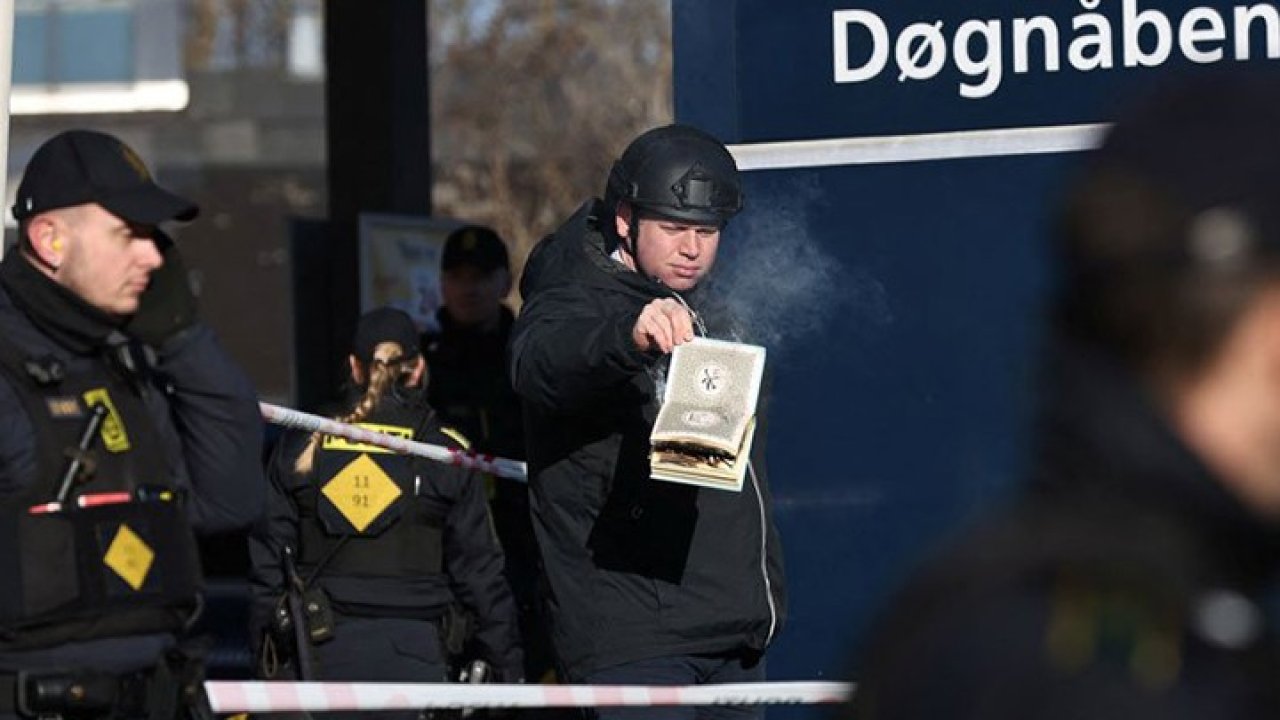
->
<box><xmin>296</xmin><ymin>399</ymin><xmax>449</xmax><ymax>586</ymax></box>
<box><xmin>0</xmin><ymin>338</ymin><xmax>201</xmax><ymax>650</ymax></box>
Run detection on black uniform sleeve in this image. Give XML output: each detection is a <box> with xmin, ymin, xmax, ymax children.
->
<box><xmin>247</xmin><ymin>432</ymin><xmax>305</xmax><ymax>645</ymax></box>
<box><xmin>154</xmin><ymin>323</ymin><xmax>266</xmax><ymax>533</ymax></box>
<box><xmin>441</xmin><ymin>462</ymin><xmax>524</xmax><ymax>681</ymax></box>
<box><xmin>509</xmin><ymin>286</ymin><xmax>652</xmax><ymax>413</ymax></box>
<box><xmin>0</xmin><ymin>375</ymin><xmax>37</xmax><ymax>494</ymax></box>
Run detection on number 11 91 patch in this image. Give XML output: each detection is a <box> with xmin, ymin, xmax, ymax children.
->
<box><xmin>321</xmin><ymin>454</ymin><xmax>401</xmax><ymax>532</ymax></box>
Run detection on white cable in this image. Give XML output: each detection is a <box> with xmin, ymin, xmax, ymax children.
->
<box><xmin>747</xmin><ymin>461</ymin><xmax>779</xmax><ymax>646</ymax></box>
<box><xmin>205</xmin><ymin>680</ymin><xmax>854</xmax><ymax>712</ymax></box>
<box><xmin>260</xmin><ymin>402</ymin><xmax>528</xmax><ymax>482</ymax></box>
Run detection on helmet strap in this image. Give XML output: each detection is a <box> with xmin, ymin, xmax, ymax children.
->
<box><xmin>622</xmin><ymin>205</ymin><xmax>658</xmax><ymax>282</ymax></box>
<box><xmin>626</xmin><ymin>220</ymin><xmax>641</xmax><ymax>269</ymax></box>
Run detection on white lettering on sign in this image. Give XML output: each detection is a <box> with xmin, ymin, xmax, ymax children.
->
<box><xmin>833</xmin><ymin>1</ymin><xmax>1280</xmax><ymax>99</ymax></box>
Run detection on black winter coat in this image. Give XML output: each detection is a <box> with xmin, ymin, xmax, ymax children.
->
<box><xmin>850</xmin><ymin>334</ymin><xmax>1280</xmax><ymax>720</ymax></box>
<box><xmin>509</xmin><ymin>199</ymin><xmax>786</xmax><ymax>680</ymax></box>
<box><xmin>423</xmin><ymin>305</ymin><xmax>525</xmax><ymax>462</ymax></box>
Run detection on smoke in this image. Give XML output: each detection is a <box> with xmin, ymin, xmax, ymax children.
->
<box><xmin>709</xmin><ymin>174</ymin><xmax>893</xmax><ymax>352</ymax></box>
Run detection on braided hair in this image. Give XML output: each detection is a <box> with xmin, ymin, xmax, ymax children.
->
<box><xmin>293</xmin><ymin>340</ymin><xmax>416</xmax><ymax>475</ymax></box>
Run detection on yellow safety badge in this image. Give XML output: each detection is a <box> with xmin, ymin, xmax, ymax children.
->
<box><xmin>322</xmin><ymin>423</ymin><xmax>412</xmax><ymax>455</ymax></box>
<box><xmin>103</xmin><ymin>524</ymin><xmax>154</xmax><ymax>591</ymax></box>
<box><xmin>322</xmin><ymin>454</ymin><xmax>402</xmax><ymax>532</ymax></box>
<box><xmin>81</xmin><ymin>389</ymin><xmax>131</xmax><ymax>453</ymax></box>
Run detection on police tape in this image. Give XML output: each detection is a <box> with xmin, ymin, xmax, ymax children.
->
<box><xmin>259</xmin><ymin>402</ymin><xmax>528</xmax><ymax>482</ymax></box>
<box><xmin>205</xmin><ymin>680</ymin><xmax>854</xmax><ymax>712</ymax></box>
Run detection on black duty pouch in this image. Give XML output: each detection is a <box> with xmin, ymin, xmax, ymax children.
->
<box><xmin>0</xmin><ymin>498</ymin><xmax>201</xmax><ymax>640</ymax></box>
<box><xmin>146</xmin><ymin>645</ymin><xmax>213</xmax><ymax>720</ymax></box>
<box><xmin>301</xmin><ymin>586</ymin><xmax>335</xmax><ymax>645</ymax></box>
<box><xmin>440</xmin><ymin>604</ymin><xmax>474</xmax><ymax>657</ymax></box>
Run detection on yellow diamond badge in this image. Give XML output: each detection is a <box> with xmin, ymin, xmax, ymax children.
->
<box><xmin>103</xmin><ymin>524</ymin><xmax>154</xmax><ymax>591</ymax></box>
<box><xmin>322</xmin><ymin>454</ymin><xmax>402</xmax><ymax>533</ymax></box>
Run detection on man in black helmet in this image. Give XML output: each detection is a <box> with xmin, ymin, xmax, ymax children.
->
<box><xmin>510</xmin><ymin>124</ymin><xmax>786</xmax><ymax>719</ymax></box>
<box><xmin>849</xmin><ymin>74</ymin><xmax>1280</xmax><ymax>719</ymax></box>
<box><xmin>0</xmin><ymin>130</ymin><xmax>264</xmax><ymax>718</ymax></box>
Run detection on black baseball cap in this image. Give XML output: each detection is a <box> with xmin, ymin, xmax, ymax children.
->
<box><xmin>1076</xmin><ymin>72</ymin><xmax>1280</xmax><ymax>270</ymax></box>
<box><xmin>353</xmin><ymin>307</ymin><xmax>422</xmax><ymax>365</ymax></box>
<box><xmin>442</xmin><ymin>225</ymin><xmax>510</xmax><ymax>273</ymax></box>
<box><xmin>12</xmin><ymin>130</ymin><xmax>198</xmax><ymax>225</ymax></box>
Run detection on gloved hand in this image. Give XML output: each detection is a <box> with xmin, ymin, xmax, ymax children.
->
<box><xmin>124</xmin><ymin>230</ymin><xmax>199</xmax><ymax>347</ymax></box>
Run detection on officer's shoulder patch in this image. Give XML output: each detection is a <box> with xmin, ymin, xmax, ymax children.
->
<box><xmin>440</xmin><ymin>426</ymin><xmax>471</xmax><ymax>450</ymax></box>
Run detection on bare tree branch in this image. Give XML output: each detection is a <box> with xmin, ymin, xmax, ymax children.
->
<box><xmin>430</xmin><ymin>0</ymin><xmax>674</xmax><ymax>284</ymax></box>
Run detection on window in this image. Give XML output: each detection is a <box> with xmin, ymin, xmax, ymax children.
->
<box><xmin>57</xmin><ymin>5</ymin><xmax>135</xmax><ymax>83</ymax></box>
<box><xmin>13</xmin><ymin>11</ymin><xmax>49</xmax><ymax>84</ymax></box>
<box><xmin>16</xmin><ymin>1</ymin><xmax>136</xmax><ymax>85</ymax></box>
<box><xmin>11</xmin><ymin>0</ymin><xmax>187</xmax><ymax>114</ymax></box>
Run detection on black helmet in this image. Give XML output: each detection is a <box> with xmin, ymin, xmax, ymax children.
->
<box><xmin>606</xmin><ymin>124</ymin><xmax>743</xmax><ymax>226</ymax></box>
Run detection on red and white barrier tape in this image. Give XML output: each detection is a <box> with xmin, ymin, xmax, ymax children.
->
<box><xmin>260</xmin><ymin>402</ymin><xmax>527</xmax><ymax>482</ymax></box>
<box><xmin>206</xmin><ymin>680</ymin><xmax>853</xmax><ymax>712</ymax></box>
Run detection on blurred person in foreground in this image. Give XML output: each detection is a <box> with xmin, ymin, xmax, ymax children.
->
<box><xmin>510</xmin><ymin>124</ymin><xmax>786</xmax><ymax>719</ymax></box>
<box><xmin>424</xmin><ymin>226</ymin><xmax>559</xmax><ymax>693</ymax></box>
<box><xmin>249</xmin><ymin>307</ymin><xmax>521</xmax><ymax>711</ymax></box>
<box><xmin>0</xmin><ymin>130</ymin><xmax>264</xmax><ymax>718</ymax></box>
<box><xmin>849</xmin><ymin>74</ymin><xmax>1280</xmax><ymax>719</ymax></box>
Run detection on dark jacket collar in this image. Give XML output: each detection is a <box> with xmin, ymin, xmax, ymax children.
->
<box><xmin>1030</xmin><ymin>330</ymin><xmax>1280</xmax><ymax>589</ymax></box>
<box><xmin>520</xmin><ymin>199</ymin><xmax>660</xmax><ymax>302</ymax></box>
<box><xmin>433</xmin><ymin>305</ymin><xmax>514</xmax><ymax>341</ymax></box>
<box><xmin>0</xmin><ymin>251</ymin><xmax>122</xmax><ymax>355</ymax></box>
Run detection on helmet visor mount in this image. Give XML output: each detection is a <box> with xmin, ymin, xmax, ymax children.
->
<box><xmin>631</xmin><ymin>163</ymin><xmax>742</xmax><ymax>228</ymax></box>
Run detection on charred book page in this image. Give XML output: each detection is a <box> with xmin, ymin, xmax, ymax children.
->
<box><xmin>650</xmin><ymin>337</ymin><xmax>766</xmax><ymax>492</ymax></box>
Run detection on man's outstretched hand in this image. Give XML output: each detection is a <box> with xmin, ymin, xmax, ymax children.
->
<box><xmin>632</xmin><ymin>298</ymin><xmax>694</xmax><ymax>354</ymax></box>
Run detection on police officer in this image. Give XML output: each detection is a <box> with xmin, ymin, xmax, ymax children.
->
<box><xmin>422</xmin><ymin>226</ymin><xmax>556</xmax><ymax>690</ymax></box>
<box><xmin>0</xmin><ymin>130</ymin><xmax>265</xmax><ymax>718</ymax></box>
<box><xmin>510</xmin><ymin>125</ymin><xmax>786</xmax><ymax>720</ymax></box>
<box><xmin>249</xmin><ymin>307</ymin><xmax>521</xmax><ymax>710</ymax></box>
<box><xmin>424</xmin><ymin>225</ymin><xmax>522</xmax><ymax>462</ymax></box>
<box><xmin>850</xmin><ymin>75</ymin><xmax>1280</xmax><ymax>719</ymax></box>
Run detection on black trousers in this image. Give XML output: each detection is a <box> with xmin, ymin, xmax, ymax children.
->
<box><xmin>309</xmin><ymin>616</ymin><xmax>447</xmax><ymax>720</ymax></box>
<box><xmin>579</xmin><ymin>651</ymin><xmax>767</xmax><ymax>720</ymax></box>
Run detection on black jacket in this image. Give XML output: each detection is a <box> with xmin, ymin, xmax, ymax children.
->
<box><xmin>0</xmin><ymin>259</ymin><xmax>265</xmax><ymax>672</ymax></box>
<box><xmin>247</xmin><ymin>389</ymin><xmax>522</xmax><ymax>679</ymax></box>
<box><xmin>423</xmin><ymin>305</ymin><xmax>525</xmax><ymax>462</ymax></box>
<box><xmin>851</xmin><ymin>334</ymin><xmax>1280</xmax><ymax>720</ymax></box>
<box><xmin>509</xmin><ymin>199</ymin><xmax>786</xmax><ymax>680</ymax></box>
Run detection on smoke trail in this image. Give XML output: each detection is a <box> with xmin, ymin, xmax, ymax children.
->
<box><xmin>708</xmin><ymin>174</ymin><xmax>893</xmax><ymax>352</ymax></box>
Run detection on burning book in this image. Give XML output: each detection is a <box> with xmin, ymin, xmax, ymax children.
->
<box><xmin>650</xmin><ymin>337</ymin><xmax>766</xmax><ymax>492</ymax></box>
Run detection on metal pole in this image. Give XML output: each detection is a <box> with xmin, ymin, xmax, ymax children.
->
<box><xmin>0</xmin><ymin>0</ymin><xmax>15</xmax><ymax>259</ymax></box>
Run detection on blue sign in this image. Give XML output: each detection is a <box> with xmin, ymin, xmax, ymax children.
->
<box><xmin>678</xmin><ymin>0</ymin><xmax>1280</xmax><ymax>142</ymax></box>
<box><xmin>673</xmin><ymin>2</ymin><xmax>1280</xmax><ymax>716</ymax></box>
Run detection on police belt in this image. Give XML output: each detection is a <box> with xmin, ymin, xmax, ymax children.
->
<box><xmin>0</xmin><ymin>654</ymin><xmax>210</xmax><ymax>720</ymax></box>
